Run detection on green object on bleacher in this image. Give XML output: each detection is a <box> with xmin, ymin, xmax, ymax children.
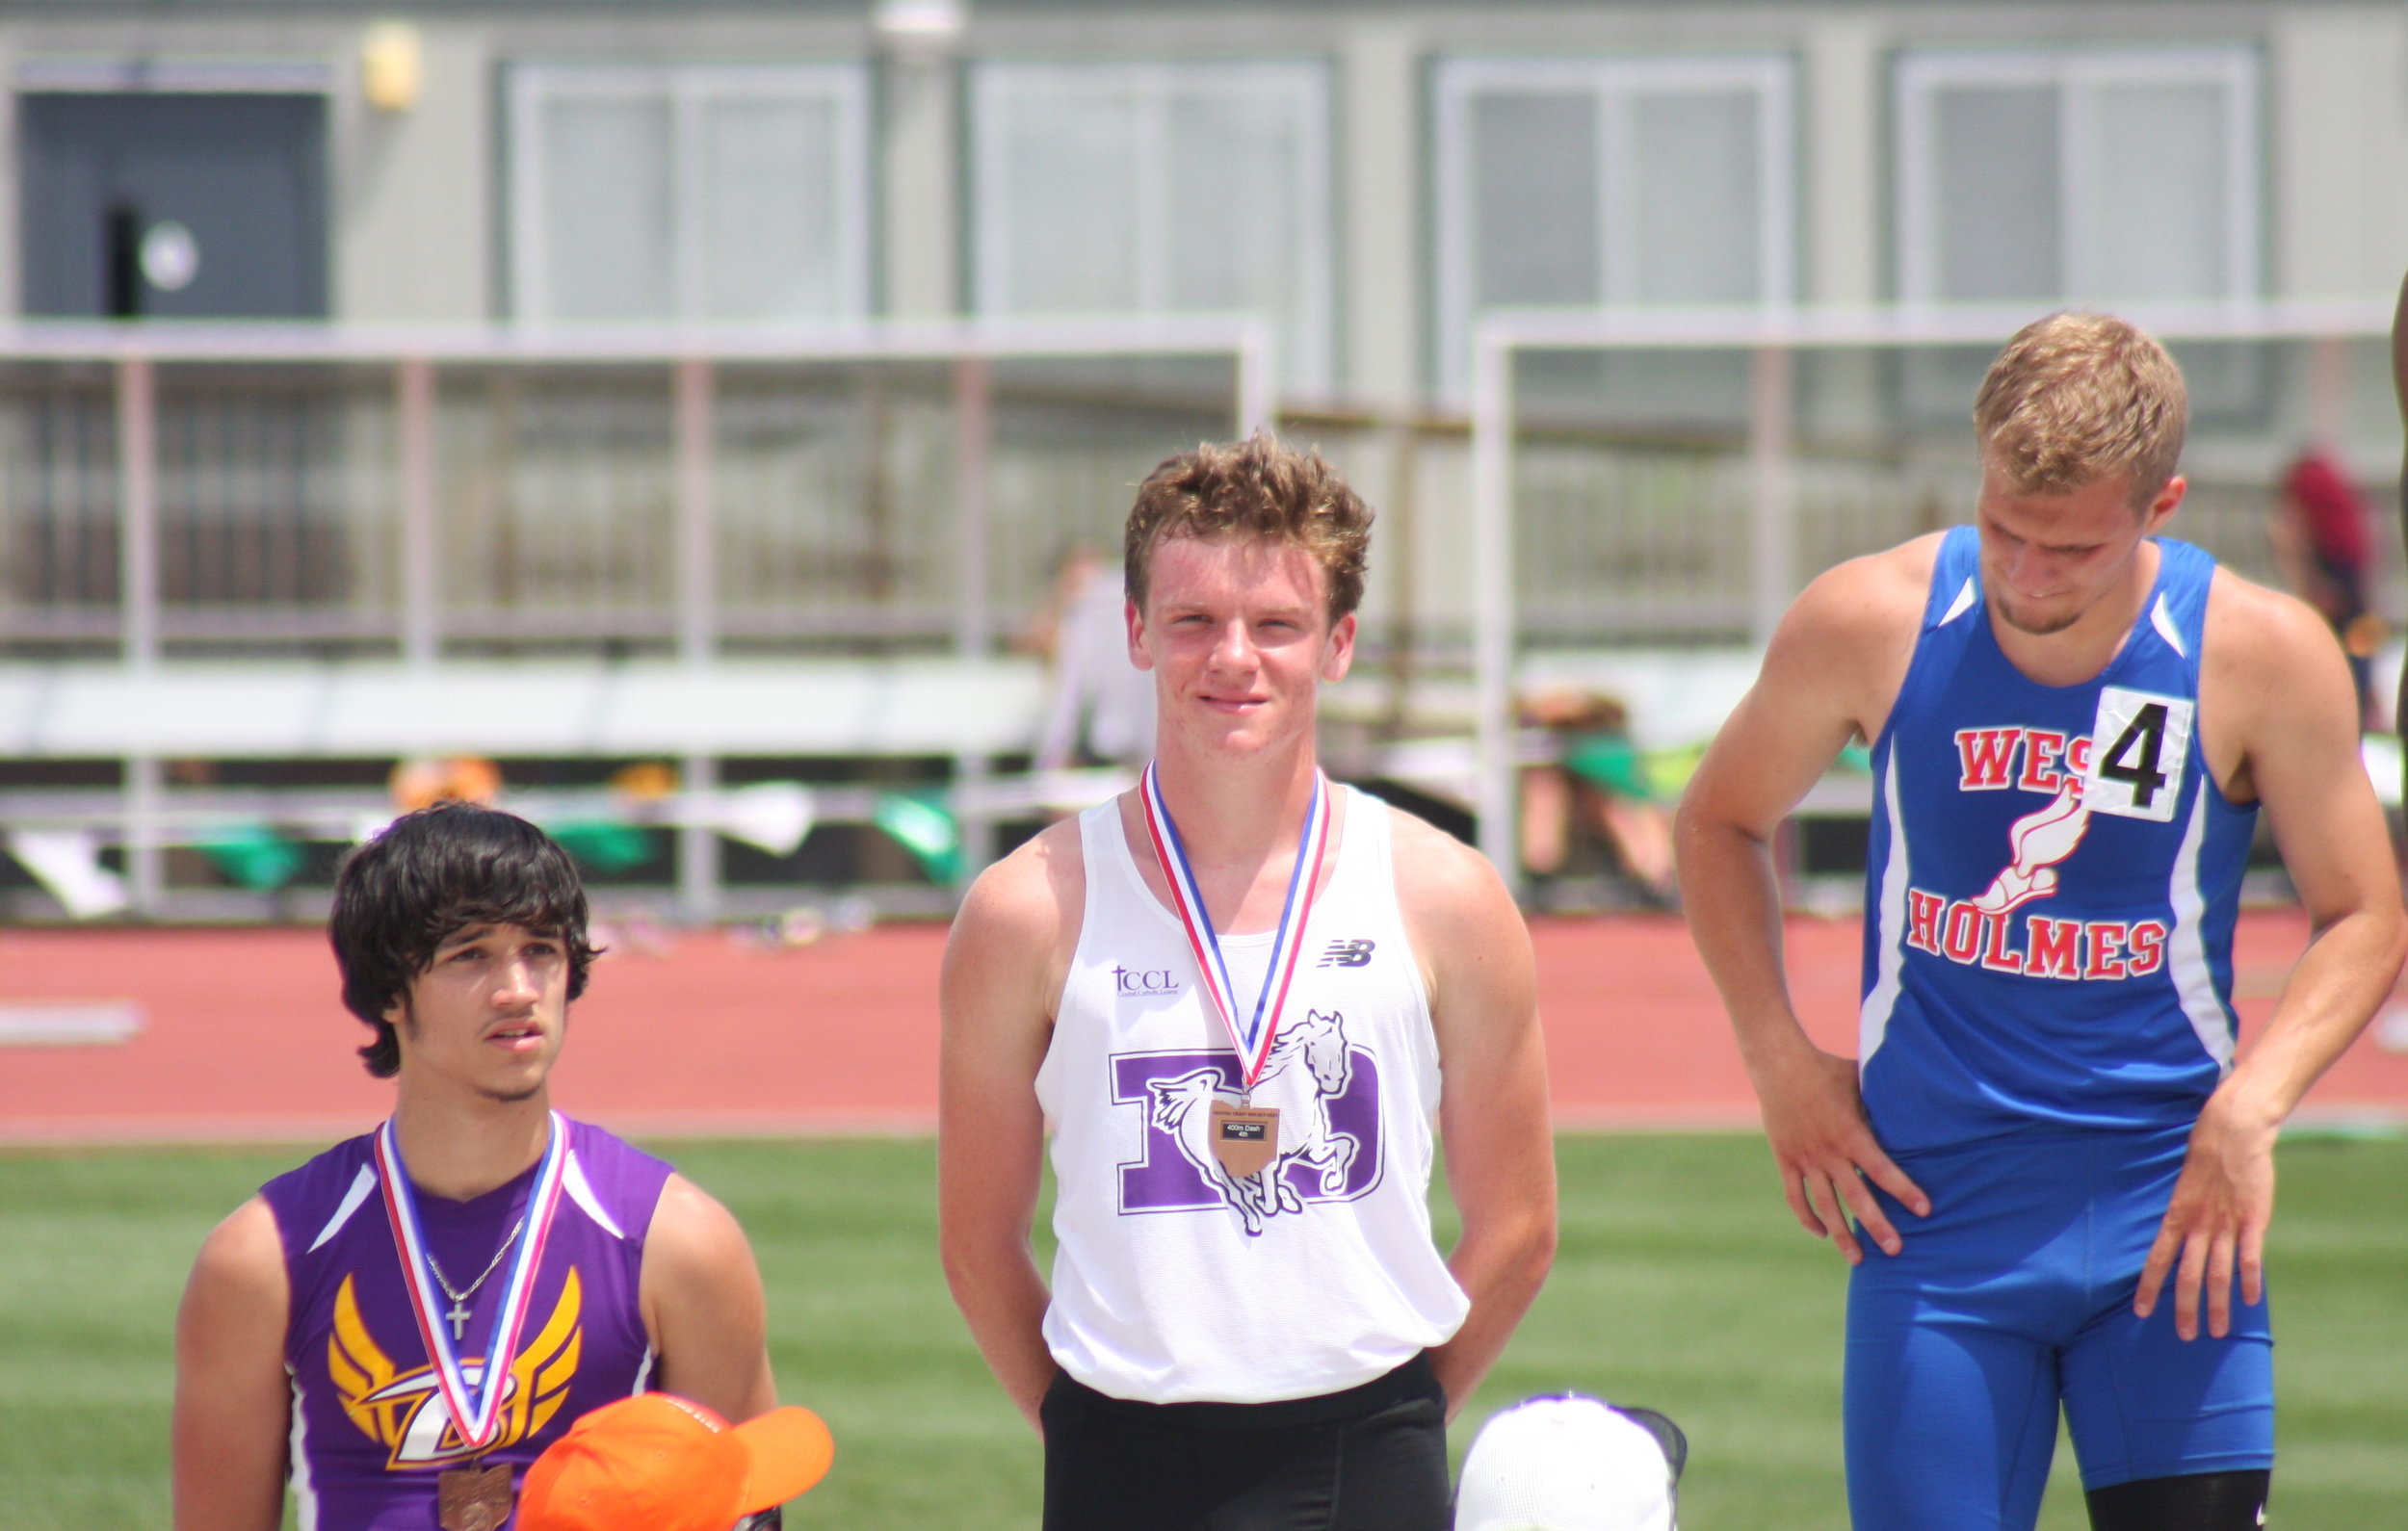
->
<box><xmin>193</xmin><ymin>823</ymin><xmax>303</xmax><ymax>892</ymax></box>
<box><xmin>1563</xmin><ymin>737</ymin><xmax>1707</xmax><ymax>803</ymax></box>
<box><xmin>550</xmin><ymin>818</ymin><xmax>655</xmax><ymax>874</ymax></box>
<box><xmin>874</xmin><ymin>791</ymin><xmax>963</xmax><ymax>884</ymax></box>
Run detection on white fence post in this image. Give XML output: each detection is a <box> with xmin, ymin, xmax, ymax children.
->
<box><xmin>1470</xmin><ymin>324</ymin><xmax>1519</xmax><ymax>889</ymax></box>
<box><xmin>397</xmin><ymin>356</ymin><xmax>439</xmax><ymax>668</ymax></box>
<box><xmin>1238</xmin><ymin>321</ymin><xmax>1278</xmax><ymax>440</ymax></box>
<box><xmin>116</xmin><ymin>352</ymin><xmax>161</xmax><ymax>915</ymax></box>
<box><xmin>1749</xmin><ymin>343</ymin><xmax>1794</xmax><ymax>650</ymax></box>
<box><xmin>673</xmin><ymin>357</ymin><xmax>720</xmax><ymax>923</ymax></box>
<box><xmin>952</xmin><ymin>352</ymin><xmax>997</xmax><ymax>885</ymax></box>
<box><xmin>117</xmin><ymin>354</ymin><xmax>157</xmax><ymax>671</ymax></box>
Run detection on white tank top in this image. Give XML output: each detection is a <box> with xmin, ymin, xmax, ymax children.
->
<box><xmin>1035</xmin><ymin>787</ymin><xmax>1470</xmax><ymax>1404</ymax></box>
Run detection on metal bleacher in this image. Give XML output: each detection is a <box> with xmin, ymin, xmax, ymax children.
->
<box><xmin>0</xmin><ymin>318</ymin><xmax>1270</xmax><ymax>921</ymax></box>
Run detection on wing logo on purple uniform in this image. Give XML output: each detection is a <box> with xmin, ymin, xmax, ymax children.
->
<box><xmin>1111</xmin><ymin>1009</ymin><xmax>1383</xmax><ymax>1236</ymax></box>
<box><xmin>328</xmin><ymin>1267</ymin><xmax>585</xmax><ymax>1467</ymax></box>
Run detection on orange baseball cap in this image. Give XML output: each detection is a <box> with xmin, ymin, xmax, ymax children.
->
<box><xmin>517</xmin><ymin>1393</ymin><xmax>833</xmax><ymax>1531</ymax></box>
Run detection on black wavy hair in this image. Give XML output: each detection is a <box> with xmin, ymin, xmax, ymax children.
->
<box><xmin>329</xmin><ymin>802</ymin><xmax>598</xmax><ymax>1077</ymax></box>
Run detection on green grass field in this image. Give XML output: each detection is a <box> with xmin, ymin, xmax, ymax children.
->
<box><xmin>3</xmin><ymin>1132</ymin><xmax>2401</xmax><ymax>1530</ymax></box>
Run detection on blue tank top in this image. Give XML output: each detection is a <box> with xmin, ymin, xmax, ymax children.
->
<box><xmin>1859</xmin><ymin>527</ymin><xmax>2255</xmax><ymax>1152</ymax></box>
<box><xmin>261</xmin><ymin>1120</ymin><xmax>672</xmax><ymax>1530</ymax></box>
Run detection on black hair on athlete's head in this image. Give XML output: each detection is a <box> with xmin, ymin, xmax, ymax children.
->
<box><xmin>329</xmin><ymin>802</ymin><xmax>598</xmax><ymax>1078</ymax></box>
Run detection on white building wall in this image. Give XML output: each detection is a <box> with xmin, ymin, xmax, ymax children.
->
<box><xmin>2271</xmin><ymin>7</ymin><xmax>2408</xmax><ymax>304</ymax></box>
<box><xmin>4</xmin><ymin>3</ymin><xmax>2405</xmax><ymax>353</ymax></box>
<box><xmin>882</xmin><ymin>47</ymin><xmax>958</xmax><ymax>320</ymax></box>
<box><xmin>333</xmin><ymin>24</ymin><xmax>493</xmax><ymax>324</ymax></box>
<box><xmin>1340</xmin><ymin>19</ymin><xmax>1425</xmax><ymax>407</ymax></box>
<box><xmin>1801</xmin><ymin>15</ymin><xmax>1885</xmax><ymax>307</ymax></box>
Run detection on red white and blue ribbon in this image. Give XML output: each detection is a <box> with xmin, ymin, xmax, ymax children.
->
<box><xmin>373</xmin><ymin>1112</ymin><xmax>570</xmax><ymax>1453</ymax></box>
<box><xmin>1139</xmin><ymin>763</ymin><xmax>1330</xmax><ymax>1090</ymax></box>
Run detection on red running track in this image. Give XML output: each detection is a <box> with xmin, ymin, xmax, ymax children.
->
<box><xmin>1</xmin><ymin>911</ymin><xmax>2403</xmax><ymax>1144</ymax></box>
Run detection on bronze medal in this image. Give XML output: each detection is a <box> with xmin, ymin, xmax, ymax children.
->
<box><xmin>1209</xmin><ymin>1101</ymin><xmax>1280</xmax><ymax>1179</ymax></box>
<box><xmin>437</xmin><ymin>1462</ymin><xmax>514</xmax><ymax>1531</ymax></box>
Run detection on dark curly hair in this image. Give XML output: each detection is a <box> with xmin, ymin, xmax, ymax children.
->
<box><xmin>329</xmin><ymin>803</ymin><xmax>598</xmax><ymax>1078</ymax></box>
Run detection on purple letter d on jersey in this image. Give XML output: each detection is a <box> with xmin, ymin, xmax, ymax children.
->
<box><xmin>1112</xmin><ymin>1047</ymin><xmax>1384</xmax><ymax>1213</ymax></box>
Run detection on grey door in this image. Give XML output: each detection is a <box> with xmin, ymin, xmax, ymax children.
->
<box><xmin>20</xmin><ymin>92</ymin><xmax>327</xmax><ymax>319</ymax></box>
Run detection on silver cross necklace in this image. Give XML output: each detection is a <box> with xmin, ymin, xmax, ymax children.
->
<box><xmin>424</xmin><ymin>1215</ymin><xmax>527</xmax><ymax>1341</ymax></box>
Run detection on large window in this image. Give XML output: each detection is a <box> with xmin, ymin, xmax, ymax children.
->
<box><xmin>971</xmin><ymin>61</ymin><xmax>1334</xmax><ymax>394</ymax></box>
<box><xmin>509</xmin><ymin>65</ymin><xmax>871</xmax><ymax>324</ymax></box>
<box><xmin>1896</xmin><ymin>48</ymin><xmax>2261</xmax><ymax>306</ymax></box>
<box><xmin>1432</xmin><ymin>56</ymin><xmax>1797</xmax><ymax>394</ymax></box>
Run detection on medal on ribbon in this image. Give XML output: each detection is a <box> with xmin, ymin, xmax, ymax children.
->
<box><xmin>373</xmin><ymin>1111</ymin><xmax>570</xmax><ymax>1463</ymax></box>
<box><xmin>436</xmin><ymin>1461</ymin><xmax>514</xmax><ymax>1531</ymax></box>
<box><xmin>1139</xmin><ymin>764</ymin><xmax>1330</xmax><ymax>1180</ymax></box>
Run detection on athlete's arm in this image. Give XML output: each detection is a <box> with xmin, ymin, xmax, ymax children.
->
<box><xmin>641</xmin><ymin>1174</ymin><xmax>777</xmax><ymax>1421</ymax></box>
<box><xmin>172</xmin><ymin>1197</ymin><xmax>291</xmax><ymax>1531</ymax></box>
<box><xmin>1674</xmin><ymin>546</ymin><xmax>1934</xmax><ymax>1263</ymax></box>
<box><xmin>1398</xmin><ymin>812</ymin><xmax>1556</xmax><ymax>1419</ymax></box>
<box><xmin>2393</xmin><ymin>268</ymin><xmax>2408</xmax><ymax>780</ymax></box>
<box><xmin>2136</xmin><ymin>575</ymin><xmax>2408</xmax><ymax>1339</ymax></box>
<box><xmin>938</xmin><ymin>821</ymin><xmax>1082</xmax><ymax>1433</ymax></box>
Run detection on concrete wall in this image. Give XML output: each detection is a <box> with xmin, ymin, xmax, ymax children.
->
<box><xmin>4</xmin><ymin>3</ymin><xmax>2404</xmax><ymax>376</ymax></box>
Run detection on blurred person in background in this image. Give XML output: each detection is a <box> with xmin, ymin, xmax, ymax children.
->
<box><xmin>1519</xmin><ymin>689</ymin><xmax>1678</xmax><ymax>910</ymax></box>
<box><xmin>1030</xmin><ymin>542</ymin><xmax>1158</xmax><ymax>773</ymax></box>
<box><xmin>172</xmin><ymin>805</ymin><xmax>784</xmax><ymax>1531</ymax></box>
<box><xmin>2267</xmin><ymin>448</ymin><xmax>2382</xmax><ymax>726</ymax></box>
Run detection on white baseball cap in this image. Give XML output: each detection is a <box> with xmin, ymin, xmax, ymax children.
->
<box><xmin>1453</xmin><ymin>1394</ymin><xmax>1687</xmax><ymax>1531</ymax></box>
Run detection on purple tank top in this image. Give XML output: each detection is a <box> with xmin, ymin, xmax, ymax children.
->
<box><xmin>261</xmin><ymin>1119</ymin><xmax>673</xmax><ymax>1530</ymax></box>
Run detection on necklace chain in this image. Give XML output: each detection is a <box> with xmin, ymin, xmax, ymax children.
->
<box><xmin>424</xmin><ymin>1214</ymin><xmax>527</xmax><ymax>1307</ymax></box>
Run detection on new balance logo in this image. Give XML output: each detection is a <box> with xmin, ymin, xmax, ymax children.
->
<box><xmin>1318</xmin><ymin>939</ymin><xmax>1375</xmax><ymax>969</ymax></box>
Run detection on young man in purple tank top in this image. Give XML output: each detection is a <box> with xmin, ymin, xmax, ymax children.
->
<box><xmin>940</xmin><ymin>436</ymin><xmax>1557</xmax><ymax>1531</ymax></box>
<box><xmin>172</xmin><ymin>804</ymin><xmax>785</xmax><ymax>1531</ymax></box>
<box><xmin>1678</xmin><ymin>314</ymin><xmax>2406</xmax><ymax>1530</ymax></box>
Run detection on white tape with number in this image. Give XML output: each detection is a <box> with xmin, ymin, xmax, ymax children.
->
<box><xmin>2083</xmin><ymin>686</ymin><xmax>2194</xmax><ymax>822</ymax></box>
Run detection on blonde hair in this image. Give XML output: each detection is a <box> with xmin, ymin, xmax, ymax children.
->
<box><xmin>1124</xmin><ymin>435</ymin><xmax>1373</xmax><ymax>622</ymax></box>
<box><xmin>1973</xmin><ymin>312</ymin><xmax>2188</xmax><ymax>505</ymax></box>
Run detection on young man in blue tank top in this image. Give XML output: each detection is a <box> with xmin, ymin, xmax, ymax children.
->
<box><xmin>1679</xmin><ymin>313</ymin><xmax>2407</xmax><ymax>1531</ymax></box>
<box><xmin>940</xmin><ymin>436</ymin><xmax>1557</xmax><ymax>1531</ymax></box>
<box><xmin>172</xmin><ymin>804</ymin><xmax>787</xmax><ymax>1531</ymax></box>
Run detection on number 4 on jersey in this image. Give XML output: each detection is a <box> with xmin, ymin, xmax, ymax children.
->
<box><xmin>2083</xmin><ymin>687</ymin><xmax>2194</xmax><ymax>822</ymax></box>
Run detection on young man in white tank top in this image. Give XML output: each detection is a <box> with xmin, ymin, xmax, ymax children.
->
<box><xmin>941</xmin><ymin>437</ymin><xmax>1557</xmax><ymax>1531</ymax></box>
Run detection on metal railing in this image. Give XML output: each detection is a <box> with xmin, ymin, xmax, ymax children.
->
<box><xmin>0</xmin><ymin>319</ymin><xmax>1276</xmax><ymax>664</ymax></box>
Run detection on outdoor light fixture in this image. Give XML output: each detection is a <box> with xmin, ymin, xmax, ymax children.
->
<box><xmin>360</xmin><ymin>19</ymin><xmax>422</xmax><ymax>113</ymax></box>
<box><xmin>874</xmin><ymin>0</ymin><xmax>966</xmax><ymax>52</ymax></box>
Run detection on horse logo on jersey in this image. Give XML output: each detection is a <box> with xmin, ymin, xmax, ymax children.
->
<box><xmin>1112</xmin><ymin>1009</ymin><xmax>1384</xmax><ymax>1236</ymax></box>
<box><xmin>328</xmin><ymin>1268</ymin><xmax>584</xmax><ymax>1467</ymax></box>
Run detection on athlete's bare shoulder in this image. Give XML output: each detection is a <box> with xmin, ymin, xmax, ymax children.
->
<box><xmin>943</xmin><ymin>811</ymin><xmax>1088</xmax><ymax>1023</ymax></box>
<box><xmin>2200</xmin><ymin>565</ymin><xmax>2361</xmax><ymax>789</ymax></box>
<box><xmin>1383</xmin><ymin>802</ymin><xmax>1531</xmax><ymax>979</ymax></box>
<box><xmin>1787</xmin><ymin>532</ymin><xmax>1941</xmax><ymax>654</ymax></box>
<box><xmin>1385</xmin><ymin>804</ymin><xmax>1507</xmax><ymax>912</ymax></box>
<box><xmin>2201</xmin><ymin>563</ymin><xmax>2347</xmax><ymax>674</ymax></box>
<box><xmin>190</xmin><ymin>1195</ymin><xmax>287</xmax><ymax>1298</ymax></box>
<box><xmin>1377</xmin><ymin>801</ymin><xmax>1539</xmax><ymax>1067</ymax></box>
<box><xmin>1750</xmin><ymin>532</ymin><xmax>1940</xmax><ymax>742</ymax></box>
